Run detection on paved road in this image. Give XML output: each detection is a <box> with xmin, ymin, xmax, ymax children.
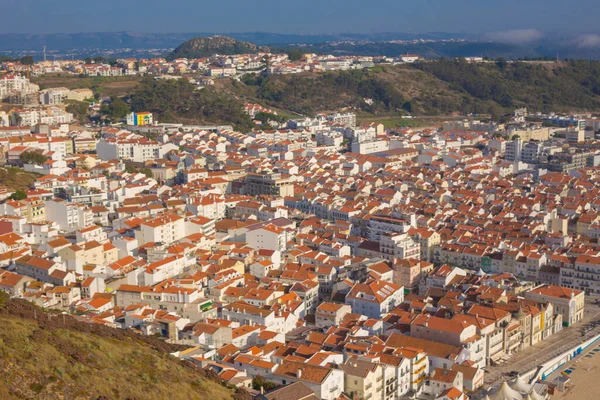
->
<box><xmin>483</xmin><ymin>297</ymin><xmax>600</xmax><ymax>386</ymax></box>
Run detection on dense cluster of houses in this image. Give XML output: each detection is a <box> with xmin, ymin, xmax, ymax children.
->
<box><xmin>0</xmin><ymin>50</ymin><xmax>425</xmax><ymax>81</ymax></box>
<box><xmin>1</xmin><ymin>107</ymin><xmax>598</xmax><ymax>399</ymax></box>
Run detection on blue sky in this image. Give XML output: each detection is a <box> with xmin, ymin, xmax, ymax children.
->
<box><xmin>0</xmin><ymin>0</ymin><xmax>597</xmax><ymax>35</ymax></box>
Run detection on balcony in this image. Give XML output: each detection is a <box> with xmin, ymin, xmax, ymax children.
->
<box><xmin>413</xmin><ymin>365</ymin><xmax>427</xmax><ymax>375</ymax></box>
<box><xmin>574</xmin><ymin>267</ymin><xmax>600</xmax><ymax>275</ymax></box>
<box><xmin>414</xmin><ymin>374</ymin><xmax>427</xmax><ymax>385</ymax></box>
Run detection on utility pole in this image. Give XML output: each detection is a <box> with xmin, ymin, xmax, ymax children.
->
<box><xmin>43</xmin><ymin>45</ymin><xmax>46</xmax><ymax>62</ymax></box>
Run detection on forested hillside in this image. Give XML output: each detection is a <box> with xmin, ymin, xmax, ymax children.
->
<box><xmin>414</xmin><ymin>59</ymin><xmax>600</xmax><ymax>112</ymax></box>
<box><xmin>130</xmin><ymin>77</ymin><xmax>254</xmax><ymax>130</ymax></box>
<box><xmin>239</xmin><ymin>68</ymin><xmax>409</xmax><ymax>115</ymax></box>
<box><xmin>122</xmin><ymin>61</ymin><xmax>600</xmax><ymax>125</ymax></box>
<box><xmin>235</xmin><ymin>60</ymin><xmax>600</xmax><ymax>118</ymax></box>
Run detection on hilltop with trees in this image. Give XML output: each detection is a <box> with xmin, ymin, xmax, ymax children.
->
<box><xmin>232</xmin><ymin>60</ymin><xmax>600</xmax><ymax>119</ymax></box>
<box><xmin>167</xmin><ymin>36</ymin><xmax>268</xmax><ymax>60</ymax></box>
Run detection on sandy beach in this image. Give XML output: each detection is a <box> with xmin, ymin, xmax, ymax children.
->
<box><xmin>551</xmin><ymin>345</ymin><xmax>600</xmax><ymax>399</ymax></box>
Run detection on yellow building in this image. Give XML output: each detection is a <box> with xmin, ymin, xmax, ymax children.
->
<box><xmin>23</xmin><ymin>198</ymin><xmax>46</xmax><ymax>223</ymax></box>
<box><xmin>340</xmin><ymin>357</ymin><xmax>383</xmax><ymax>400</ymax></box>
<box><xmin>58</xmin><ymin>241</ymin><xmax>118</xmax><ymax>274</ymax></box>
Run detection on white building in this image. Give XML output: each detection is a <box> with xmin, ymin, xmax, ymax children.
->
<box><xmin>351</xmin><ymin>139</ymin><xmax>389</xmax><ymax>155</ymax></box>
<box><xmin>345</xmin><ymin>279</ymin><xmax>404</xmax><ymax>319</ymax></box>
<box><xmin>246</xmin><ymin>223</ymin><xmax>290</xmax><ymax>252</ymax></box>
<box><xmin>380</xmin><ymin>232</ymin><xmax>421</xmax><ymax>261</ymax></box>
<box><xmin>135</xmin><ymin>213</ymin><xmax>186</xmax><ymax>246</ymax></box>
<box><xmin>45</xmin><ymin>199</ymin><xmax>93</xmax><ymax>232</ymax></box>
<box><xmin>97</xmin><ymin>137</ymin><xmax>163</xmax><ymax>163</ymax></box>
<box><xmin>525</xmin><ymin>284</ymin><xmax>585</xmax><ymax>327</ymax></box>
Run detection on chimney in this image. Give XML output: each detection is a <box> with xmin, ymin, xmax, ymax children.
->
<box><xmin>260</xmin><ymin>386</ymin><xmax>264</xmax><ymax>395</ymax></box>
<box><xmin>297</xmin><ymin>368</ymin><xmax>303</xmax><ymax>379</ymax></box>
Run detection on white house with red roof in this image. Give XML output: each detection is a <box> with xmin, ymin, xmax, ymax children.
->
<box><xmin>345</xmin><ymin>279</ymin><xmax>404</xmax><ymax>319</ymax></box>
<box><xmin>75</xmin><ymin>225</ymin><xmax>107</xmax><ymax>244</ymax></box>
<box><xmin>525</xmin><ymin>284</ymin><xmax>585</xmax><ymax>327</ymax></box>
<box><xmin>246</xmin><ymin>223</ymin><xmax>289</xmax><ymax>252</ymax></box>
<box><xmin>135</xmin><ymin>213</ymin><xmax>185</xmax><ymax>246</ymax></box>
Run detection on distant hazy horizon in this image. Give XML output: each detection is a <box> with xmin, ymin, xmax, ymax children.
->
<box><xmin>1</xmin><ymin>0</ymin><xmax>599</xmax><ymax>38</ymax></box>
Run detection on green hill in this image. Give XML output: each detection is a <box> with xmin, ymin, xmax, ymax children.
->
<box><xmin>236</xmin><ymin>60</ymin><xmax>600</xmax><ymax>118</ymax></box>
<box><xmin>0</xmin><ymin>293</ymin><xmax>246</xmax><ymax>400</ymax></box>
<box><xmin>238</xmin><ymin>65</ymin><xmax>461</xmax><ymax>116</ymax></box>
<box><xmin>413</xmin><ymin>59</ymin><xmax>600</xmax><ymax>113</ymax></box>
<box><xmin>167</xmin><ymin>35</ymin><xmax>268</xmax><ymax>60</ymax></box>
<box><xmin>130</xmin><ymin>76</ymin><xmax>254</xmax><ymax>131</ymax></box>
<box><xmin>122</xmin><ymin>60</ymin><xmax>600</xmax><ymax>126</ymax></box>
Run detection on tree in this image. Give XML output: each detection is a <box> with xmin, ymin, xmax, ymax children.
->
<box><xmin>252</xmin><ymin>376</ymin><xmax>278</xmax><ymax>392</ymax></box>
<box><xmin>66</xmin><ymin>102</ymin><xmax>90</xmax><ymax>122</ymax></box>
<box><xmin>84</xmin><ymin>57</ymin><xmax>92</xmax><ymax>64</ymax></box>
<box><xmin>287</xmin><ymin>48</ymin><xmax>304</xmax><ymax>62</ymax></box>
<box><xmin>19</xmin><ymin>151</ymin><xmax>47</xmax><ymax>165</ymax></box>
<box><xmin>497</xmin><ymin>114</ymin><xmax>511</xmax><ymax>124</ymax></box>
<box><xmin>499</xmin><ymin>94</ymin><xmax>514</xmax><ymax>108</ymax></box>
<box><xmin>139</xmin><ymin>168</ymin><xmax>153</xmax><ymax>179</ymax></box>
<box><xmin>495</xmin><ymin>57</ymin><xmax>507</xmax><ymax>70</ymax></box>
<box><xmin>102</xmin><ymin>97</ymin><xmax>130</xmax><ymax>122</ymax></box>
<box><xmin>130</xmin><ymin>76</ymin><xmax>254</xmax><ymax>131</ymax></box>
<box><xmin>8</xmin><ymin>190</ymin><xmax>27</xmax><ymax>200</ymax></box>
<box><xmin>0</xmin><ymin>55</ymin><xmax>18</xmax><ymax>63</ymax></box>
<box><xmin>93</xmin><ymin>56</ymin><xmax>105</xmax><ymax>63</ymax></box>
<box><xmin>20</xmin><ymin>56</ymin><xmax>35</xmax><ymax>65</ymax></box>
<box><xmin>254</xmin><ymin>111</ymin><xmax>284</xmax><ymax>124</ymax></box>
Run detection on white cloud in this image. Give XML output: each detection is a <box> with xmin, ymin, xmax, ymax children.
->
<box><xmin>572</xmin><ymin>34</ymin><xmax>600</xmax><ymax>48</ymax></box>
<box><xmin>485</xmin><ymin>29</ymin><xmax>544</xmax><ymax>45</ymax></box>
